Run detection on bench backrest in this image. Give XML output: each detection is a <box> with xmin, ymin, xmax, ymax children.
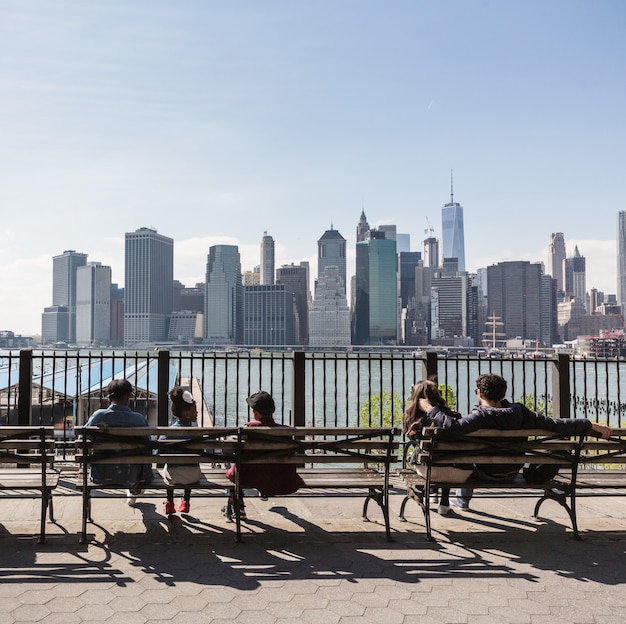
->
<box><xmin>75</xmin><ymin>426</ymin><xmax>399</xmax><ymax>468</ymax></box>
<box><xmin>0</xmin><ymin>427</ymin><xmax>56</xmax><ymax>467</ymax></box>
<box><xmin>75</xmin><ymin>426</ymin><xmax>240</xmax><ymax>466</ymax></box>
<box><xmin>579</xmin><ymin>427</ymin><xmax>626</xmax><ymax>465</ymax></box>
<box><xmin>239</xmin><ymin>426</ymin><xmax>398</xmax><ymax>467</ymax></box>
<box><xmin>417</xmin><ymin>428</ymin><xmax>585</xmax><ymax>469</ymax></box>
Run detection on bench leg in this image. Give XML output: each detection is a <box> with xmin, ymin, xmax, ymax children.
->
<box><xmin>38</xmin><ymin>491</ymin><xmax>48</xmax><ymax>545</ymax></box>
<box><xmin>48</xmin><ymin>493</ymin><xmax>55</xmax><ymax>523</ymax></box>
<box><xmin>364</xmin><ymin>488</ymin><xmax>393</xmax><ymax>541</ymax></box>
<box><xmin>80</xmin><ymin>493</ymin><xmax>90</xmax><ymax>544</ymax></box>
<box><xmin>534</xmin><ymin>487</ymin><xmax>580</xmax><ymax>539</ymax></box>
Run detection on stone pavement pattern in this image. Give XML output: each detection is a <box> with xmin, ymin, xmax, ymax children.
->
<box><xmin>1</xmin><ymin>476</ymin><xmax>625</xmax><ymax>623</ymax></box>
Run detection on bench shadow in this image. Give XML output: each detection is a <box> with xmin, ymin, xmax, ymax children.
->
<box><xmin>2</xmin><ymin>497</ymin><xmax>623</xmax><ymax>589</ymax></box>
<box><xmin>398</xmin><ymin>504</ymin><xmax>626</xmax><ymax>586</ymax></box>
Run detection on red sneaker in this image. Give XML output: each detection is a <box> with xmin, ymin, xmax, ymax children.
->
<box><xmin>164</xmin><ymin>501</ymin><xmax>175</xmax><ymax>515</ymax></box>
<box><xmin>178</xmin><ymin>500</ymin><xmax>190</xmax><ymax>514</ymax></box>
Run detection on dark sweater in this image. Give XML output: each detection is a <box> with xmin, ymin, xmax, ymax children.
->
<box><xmin>424</xmin><ymin>400</ymin><xmax>593</xmax><ymax>437</ymax></box>
<box><xmin>423</xmin><ymin>400</ymin><xmax>593</xmax><ymax>479</ymax></box>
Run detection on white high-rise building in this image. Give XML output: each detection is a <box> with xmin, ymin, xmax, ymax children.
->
<box><xmin>260</xmin><ymin>232</ymin><xmax>275</xmax><ymax>285</ymax></box>
<box><xmin>548</xmin><ymin>232</ymin><xmax>566</xmax><ymax>292</ymax></box>
<box><xmin>309</xmin><ymin>267</ymin><xmax>351</xmax><ymax>346</ymax></box>
<box><xmin>76</xmin><ymin>262</ymin><xmax>112</xmax><ymax>347</ymax></box>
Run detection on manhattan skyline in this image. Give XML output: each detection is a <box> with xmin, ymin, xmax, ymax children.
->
<box><xmin>1</xmin><ymin>1</ymin><xmax>623</xmax><ymax>334</ymax></box>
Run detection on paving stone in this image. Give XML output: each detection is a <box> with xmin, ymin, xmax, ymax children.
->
<box><xmin>45</xmin><ymin>596</ymin><xmax>86</xmax><ymax>613</ymax></box>
<box><xmin>362</xmin><ymin>606</ymin><xmax>406</xmax><ymax>623</ymax></box>
<box><xmin>75</xmin><ymin>604</ymin><xmax>116</xmax><ymax>621</ymax></box>
<box><xmin>232</xmin><ymin>609</ymin><xmax>279</xmax><ymax>624</ymax></box>
<box><xmin>15</xmin><ymin>589</ymin><xmax>55</xmax><ymax>604</ymax></box>
<box><xmin>10</xmin><ymin>604</ymin><xmax>51</xmax><ymax>621</ymax></box>
<box><xmin>421</xmin><ymin>606</ymin><xmax>468</xmax><ymax>623</ymax></box>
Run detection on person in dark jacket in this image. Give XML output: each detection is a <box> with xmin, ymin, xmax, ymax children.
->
<box><xmin>225</xmin><ymin>391</ymin><xmax>305</xmax><ymax>517</ymax></box>
<box><xmin>417</xmin><ymin>373</ymin><xmax>611</xmax><ymax>509</ymax></box>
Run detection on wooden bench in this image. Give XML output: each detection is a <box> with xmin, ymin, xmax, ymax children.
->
<box><xmin>76</xmin><ymin>426</ymin><xmax>398</xmax><ymax>542</ymax></box>
<box><xmin>75</xmin><ymin>426</ymin><xmax>239</xmax><ymax>543</ymax></box>
<box><xmin>232</xmin><ymin>426</ymin><xmax>398</xmax><ymax>541</ymax></box>
<box><xmin>399</xmin><ymin>428</ymin><xmax>590</xmax><ymax>540</ymax></box>
<box><xmin>0</xmin><ymin>427</ymin><xmax>60</xmax><ymax>544</ymax></box>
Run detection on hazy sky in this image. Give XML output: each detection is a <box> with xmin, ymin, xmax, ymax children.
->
<box><xmin>1</xmin><ymin>1</ymin><xmax>624</xmax><ymax>335</ymax></box>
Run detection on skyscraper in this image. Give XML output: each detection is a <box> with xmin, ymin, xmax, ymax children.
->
<box><xmin>243</xmin><ymin>284</ymin><xmax>296</xmax><ymax>346</ymax></box>
<box><xmin>260</xmin><ymin>232</ymin><xmax>275</xmax><ymax>285</ymax></box>
<box><xmin>48</xmin><ymin>250</ymin><xmax>88</xmax><ymax>343</ymax></box>
<box><xmin>205</xmin><ymin>245</ymin><xmax>243</xmax><ymax>344</ymax></box>
<box><xmin>564</xmin><ymin>246</ymin><xmax>586</xmax><ymax>307</ymax></box>
<box><xmin>353</xmin><ymin>230</ymin><xmax>397</xmax><ymax>345</ymax></box>
<box><xmin>441</xmin><ymin>172</ymin><xmax>465</xmax><ymax>272</ymax></box>
<box><xmin>487</xmin><ymin>261</ymin><xmax>552</xmax><ymax>344</ymax></box>
<box><xmin>309</xmin><ymin>266</ymin><xmax>351</xmax><ymax>346</ymax></box>
<box><xmin>318</xmin><ymin>226</ymin><xmax>347</xmax><ymax>288</ymax></box>
<box><xmin>423</xmin><ymin>237</ymin><xmax>439</xmax><ymax>268</ymax></box>
<box><xmin>75</xmin><ymin>262</ymin><xmax>111</xmax><ymax>347</ymax></box>
<box><xmin>356</xmin><ymin>210</ymin><xmax>370</xmax><ymax>242</ymax></box>
<box><xmin>399</xmin><ymin>251</ymin><xmax>422</xmax><ymax>309</ymax></box>
<box><xmin>124</xmin><ymin>227</ymin><xmax>173</xmax><ymax>346</ymax></box>
<box><xmin>618</xmin><ymin>212</ymin><xmax>626</xmax><ymax>313</ymax></box>
<box><xmin>548</xmin><ymin>232</ymin><xmax>566</xmax><ymax>293</ymax></box>
<box><xmin>276</xmin><ymin>263</ymin><xmax>310</xmax><ymax>345</ymax></box>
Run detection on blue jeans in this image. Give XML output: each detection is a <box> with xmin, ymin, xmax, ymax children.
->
<box><xmin>456</xmin><ymin>488</ymin><xmax>473</xmax><ymax>504</ymax></box>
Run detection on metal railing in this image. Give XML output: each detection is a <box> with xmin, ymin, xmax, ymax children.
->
<box><xmin>1</xmin><ymin>349</ymin><xmax>625</xmax><ymax>435</ymax></box>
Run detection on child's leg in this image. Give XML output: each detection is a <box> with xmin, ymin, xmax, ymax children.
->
<box><xmin>440</xmin><ymin>487</ymin><xmax>450</xmax><ymax>506</ymax></box>
<box><xmin>166</xmin><ymin>487</ymin><xmax>174</xmax><ymax>503</ymax></box>
<box><xmin>184</xmin><ymin>489</ymin><xmax>191</xmax><ymax>503</ymax></box>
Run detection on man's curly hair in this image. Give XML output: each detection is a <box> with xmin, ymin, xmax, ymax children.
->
<box><xmin>476</xmin><ymin>374</ymin><xmax>507</xmax><ymax>402</ymax></box>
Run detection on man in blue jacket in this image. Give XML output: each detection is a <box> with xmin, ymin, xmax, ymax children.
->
<box><xmin>85</xmin><ymin>379</ymin><xmax>153</xmax><ymax>506</ymax></box>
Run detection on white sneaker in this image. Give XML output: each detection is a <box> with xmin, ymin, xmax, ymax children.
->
<box><xmin>437</xmin><ymin>504</ymin><xmax>450</xmax><ymax>516</ymax></box>
<box><xmin>126</xmin><ymin>489</ymin><xmax>142</xmax><ymax>507</ymax></box>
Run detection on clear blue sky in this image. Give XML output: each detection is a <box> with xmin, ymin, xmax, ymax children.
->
<box><xmin>1</xmin><ymin>0</ymin><xmax>624</xmax><ymax>335</ymax></box>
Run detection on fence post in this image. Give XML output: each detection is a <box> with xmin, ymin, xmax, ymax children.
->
<box><xmin>422</xmin><ymin>351</ymin><xmax>438</xmax><ymax>383</ymax></box>
<box><xmin>157</xmin><ymin>350</ymin><xmax>170</xmax><ymax>426</ymax></box>
<box><xmin>292</xmin><ymin>351</ymin><xmax>305</xmax><ymax>426</ymax></box>
<box><xmin>552</xmin><ymin>353</ymin><xmax>571</xmax><ymax>419</ymax></box>
<box><xmin>18</xmin><ymin>348</ymin><xmax>33</xmax><ymax>426</ymax></box>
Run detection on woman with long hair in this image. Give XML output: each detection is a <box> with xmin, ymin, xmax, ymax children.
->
<box><xmin>403</xmin><ymin>379</ymin><xmax>472</xmax><ymax>515</ymax></box>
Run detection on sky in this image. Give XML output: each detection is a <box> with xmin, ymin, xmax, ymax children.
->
<box><xmin>1</xmin><ymin>0</ymin><xmax>625</xmax><ymax>335</ymax></box>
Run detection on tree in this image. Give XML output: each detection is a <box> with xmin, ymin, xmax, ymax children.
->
<box><xmin>359</xmin><ymin>390</ymin><xmax>404</xmax><ymax>428</ymax></box>
<box><xmin>517</xmin><ymin>393</ymin><xmax>553</xmax><ymax>417</ymax></box>
<box><xmin>359</xmin><ymin>384</ymin><xmax>457</xmax><ymax>428</ymax></box>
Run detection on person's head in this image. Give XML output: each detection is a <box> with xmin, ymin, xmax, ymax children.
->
<box><xmin>168</xmin><ymin>386</ymin><xmax>198</xmax><ymax>423</ymax></box>
<box><xmin>475</xmin><ymin>373</ymin><xmax>507</xmax><ymax>404</ymax></box>
<box><xmin>106</xmin><ymin>379</ymin><xmax>133</xmax><ymax>404</ymax></box>
<box><xmin>403</xmin><ymin>379</ymin><xmax>446</xmax><ymax>436</ymax></box>
<box><xmin>246</xmin><ymin>390</ymin><xmax>275</xmax><ymax>422</ymax></box>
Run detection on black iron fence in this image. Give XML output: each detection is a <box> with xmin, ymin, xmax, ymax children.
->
<box><xmin>1</xmin><ymin>349</ymin><xmax>625</xmax><ymax>435</ymax></box>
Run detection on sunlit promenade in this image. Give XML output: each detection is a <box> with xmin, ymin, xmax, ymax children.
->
<box><xmin>2</xmin><ymin>477</ymin><xmax>625</xmax><ymax>623</ymax></box>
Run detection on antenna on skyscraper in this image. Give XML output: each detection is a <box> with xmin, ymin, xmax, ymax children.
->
<box><xmin>450</xmin><ymin>169</ymin><xmax>454</xmax><ymax>204</ymax></box>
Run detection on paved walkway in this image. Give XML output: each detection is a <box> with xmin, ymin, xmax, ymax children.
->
<box><xmin>1</xmin><ymin>475</ymin><xmax>625</xmax><ymax>623</ymax></box>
